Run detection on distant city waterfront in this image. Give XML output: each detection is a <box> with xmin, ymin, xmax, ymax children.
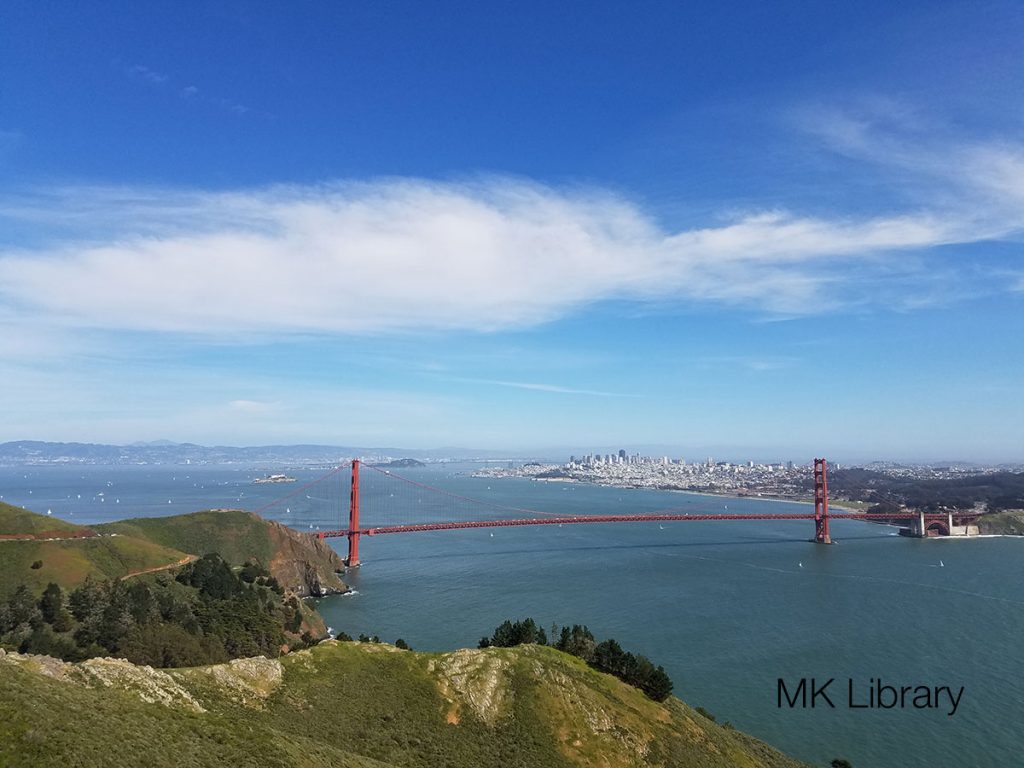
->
<box><xmin>2</xmin><ymin>463</ymin><xmax>1023</xmax><ymax>767</ymax></box>
<box><xmin>474</xmin><ymin>451</ymin><xmax>1018</xmax><ymax>503</ymax></box>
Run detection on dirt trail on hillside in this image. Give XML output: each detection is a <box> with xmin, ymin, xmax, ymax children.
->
<box><xmin>123</xmin><ymin>555</ymin><xmax>198</xmax><ymax>579</ymax></box>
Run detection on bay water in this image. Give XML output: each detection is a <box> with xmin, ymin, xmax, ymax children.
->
<box><xmin>2</xmin><ymin>463</ymin><xmax>1022</xmax><ymax>767</ymax></box>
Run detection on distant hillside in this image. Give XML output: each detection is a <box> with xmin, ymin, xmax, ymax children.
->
<box><xmin>0</xmin><ymin>641</ymin><xmax>809</xmax><ymax>768</ymax></box>
<box><xmin>0</xmin><ymin>504</ymin><xmax>190</xmax><ymax>598</ymax></box>
<box><xmin>976</xmin><ymin>509</ymin><xmax>1024</xmax><ymax>535</ymax></box>
<box><xmin>0</xmin><ymin>501</ymin><xmax>90</xmax><ymax>537</ymax></box>
<box><xmin>96</xmin><ymin>510</ymin><xmax>348</xmax><ymax>597</ymax></box>
<box><xmin>0</xmin><ymin>440</ymin><xmax>525</xmax><ymax>466</ymax></box>
<box><xmin>827</xmin><ymin>468</ymin><xmax>1024</xmax><ymax>511</ymax></box>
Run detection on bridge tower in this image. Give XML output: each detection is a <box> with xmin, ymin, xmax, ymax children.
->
<box><xmin>813</xmin><ymin>458</ymin><xmax>832</xmax><ymax>544</ymax></box>
<box><xmin>346</xmin><ymin>459</ymin><xmax>361</xmax><ymax>567</ymax></box>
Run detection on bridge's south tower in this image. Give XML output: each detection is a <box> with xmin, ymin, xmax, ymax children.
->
<box><xmin>347</xmin><ymin>459</ymin><xmax>361</xmax><ymax>566</ymax></box>
<box><xmin>813</xmin><ymin>457</ymin><xmax>832</xmax><ymax>544</ymax></box>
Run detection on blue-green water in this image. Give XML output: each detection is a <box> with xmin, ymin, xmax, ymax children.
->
<box><xmin>2</xmin><ymin>463</ymin><xmax>1022</xmax><ymax>767</ymax></box>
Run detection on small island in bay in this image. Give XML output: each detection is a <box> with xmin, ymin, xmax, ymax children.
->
<box><xmin>374</xmin><ymin>458</ymin><xmax>426</xmax><ymax>468</ymax></box>
<box><xmin>253</xmin><ymin>473</ymin><xmax>297</xmax><ymax>484</ymax></box>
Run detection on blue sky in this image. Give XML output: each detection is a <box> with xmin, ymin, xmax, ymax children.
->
<box><xmin>1</xmin><ymin>1</ymin><xmax>1022</xmax><ymax>462</ymax></box>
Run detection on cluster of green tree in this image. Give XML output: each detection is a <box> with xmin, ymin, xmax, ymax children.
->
<box><xmin>479</xmin><ymin>619</ymin><xmax>673</xmax><ymax>702</ymax></box>
<box><xmin>819</xmin><ymin>469</ymin><xmax>1024</xmax><ymax>512</ymax></box>
<box><xmin>478</xmin><ymin>617</ymin><xmax>547</xmax><ymax>647</ymax></box>
<box><xmin>0</xmin><ymin>553</ymin><xmax>316</xmax><ymax>667</ymax></box>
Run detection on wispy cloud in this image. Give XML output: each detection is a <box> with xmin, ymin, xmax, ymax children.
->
<box><xmin>211</xmin><ymin>96</ymin><xmax>250</xmax><ymax>116</ymax></box>
<box><xmin>127</xmin><ymin>64</ymin><xmax>168</xmax><ymax>85</ymax></box>
<box><xmin>797</xmin><ymin>101</ymin><xmax>1024</xmax><ymax>216</ymax></box>
<box><xmin>691</xmin><ymin>356</ymin><xmax>801</xmax><ymax>372</ymax></box>
<box><xmin>0</xmin><ymin>118</ymin><xmax>1021</xmax><ymax>338</ymax></box>
<box><xmin>123</xmin><ymin>62</ymin><xmax>256</xmax><ymax>117</ymax></box>
<box><xmin>445</xmin><ymin>377</ymin><xmax>640</xmax><ymax>398</ymax></box>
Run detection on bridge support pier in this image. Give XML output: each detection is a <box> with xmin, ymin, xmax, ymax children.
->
<box><xmin>813</xmin><ymin>458</ymin><xmax>832</xmax><ymax>544</ymax></box>
<box><xmin>346</xmin><ymin>459</ymin><xmax>361</xmax><ymax>567</ymax></box>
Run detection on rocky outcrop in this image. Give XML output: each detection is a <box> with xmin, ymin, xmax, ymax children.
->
<box><xmin>265</xmin><ymin>520</ymin><xmax>348</xmax><ymax>597</ymax></box>
<box><xmin>199</xmin><ymin>656</ymin><xmax>283</xmax><ymax>708</ymax></box>
<box><xmin>428</xmin><ymin>648</ymin><xmax>514</xmax><ymax>726</ymax></box>
<box><xmin>0</xmin><ymin>649</ymin><xmax>205</xmax><ymax>712</ymax></box>
<box><xmin>0</xmin><ymin>643</ymin><xmax>811</xmax><ymax>768</ymax></box>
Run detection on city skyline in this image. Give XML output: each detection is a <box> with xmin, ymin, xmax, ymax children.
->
<box><xmin>1</xmin><ymin>2</ymin><xmax>1023</xmax><ymax>461</ymax></box>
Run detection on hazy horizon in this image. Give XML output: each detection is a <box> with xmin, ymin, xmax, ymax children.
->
<box><xmin>2</xmin><ymin>436</ymin><xmax>1020</xmax><ymax>467</ymax></box>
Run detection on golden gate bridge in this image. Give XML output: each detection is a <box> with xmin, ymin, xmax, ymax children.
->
<box><xmin>252</xmin><ymin>459</ymin><xmax>978</xmax><ymax>567</ymax></box>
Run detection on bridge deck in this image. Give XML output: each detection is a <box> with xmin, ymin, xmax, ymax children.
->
<box><xmin>316</xmin><ymin>511</ymin><xmax>969</xmax><ymax>538</ymax></box>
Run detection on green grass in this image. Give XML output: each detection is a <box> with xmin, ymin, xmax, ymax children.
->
<box><xmin>0</xmin><ymin>536</ymin><xmax>188</xmax><ymax>597</ymax></box>
<box><xmin>96</xmin><ymin>510</ymin><xmax>277</xmax><ymax>565</ymax></box>
<box><xmin>0</xmin><ymin>500</ymin><xmax>192</xmax><ymax>597</ymax></box>
<box><xmin>0</xmin><ymin>656</ymin><xmax>379</xmax><ymax>768</ymax></box>
<box><xmin>0</xmin><ymin>502</ymin><xmax>86</xmax><ymax>536</ymax></box>
<box><xmin>0</xmin><ymin>641</ymin><xmax>810</xmax><ymax>768</ymax></box>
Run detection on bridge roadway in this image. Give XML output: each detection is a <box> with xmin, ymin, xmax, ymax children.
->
<box><xmin>316</xmin><ymin>511</ymin><xmax>958</xmax><ymax>539</ymax></box>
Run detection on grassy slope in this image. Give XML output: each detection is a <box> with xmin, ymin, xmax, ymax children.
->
<box><xmin>0</xmin><ymin>536</ymin><xmax>190</xmax><ymax>598</ymax></box>
<box><xmin>0</xmin><ymin>501</ymin><xmax>87</xmax><ymax>536</ymax></box>
<box><xmin>0</xmin><ymin>504</ymin><xmax>190</xmax><ymax>598</ymax></box>
<box><xmin>0</xmin><ymin>506</ymin><xmax>340</xmax><ymax>640</ymax></box>
<box><xmin>0</xmin><ymin>642</ymin><xmax>808</xmax><ymax>768</ymax></box>
<box><xmin>97</xmin><ymin>510</ymin><xmax>277</xmax><ymax>564</ymax></box>
<box><xmin>96</xmin><ymin>510</ymin><xmax>348</xmax><ymax>596</ymax></box>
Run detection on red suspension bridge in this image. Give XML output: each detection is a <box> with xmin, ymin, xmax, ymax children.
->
<box><xmin>254</xmin><ymin>459</ymin><xmax>979</xmax><ymax>567</ymax></box>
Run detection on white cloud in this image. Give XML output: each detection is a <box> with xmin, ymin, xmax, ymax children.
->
<box><xmin>0</xmin><ymin>127</ymin><xmax>1021</xmax><ymax>338</ymax></box>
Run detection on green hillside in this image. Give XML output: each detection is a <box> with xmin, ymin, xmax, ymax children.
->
<box><xmin>97</xmin><ymin>510</ymin><xmax>276</xmax><ymax>564</ymax></box>
<box><xmin>0</xmin><ymin>506</ymin><xmax>345</xmax><ymax>610</ymax></box>
<box><xmin>0</xmin><ymin>641</ymin><xmax>808</xmax><ymax>768</ymax></box>
<box><xmin>0</xmin><ymin>504</ymin><xmax>191</xmax><ymax>600</ymax></box>
<box><xmin>96</xmin><ymin>510</ymin><xmax>348</xmax><ymax>597</ymax></box>
<box><xmin>0</xmin><ymin>537</ymin><xmax>189</xmax><ymax>598</ymax></box>
<box><xmin>0</xmin><ymin>501</ymin><xmax>89</xmax><ymax>537</ymax></box>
